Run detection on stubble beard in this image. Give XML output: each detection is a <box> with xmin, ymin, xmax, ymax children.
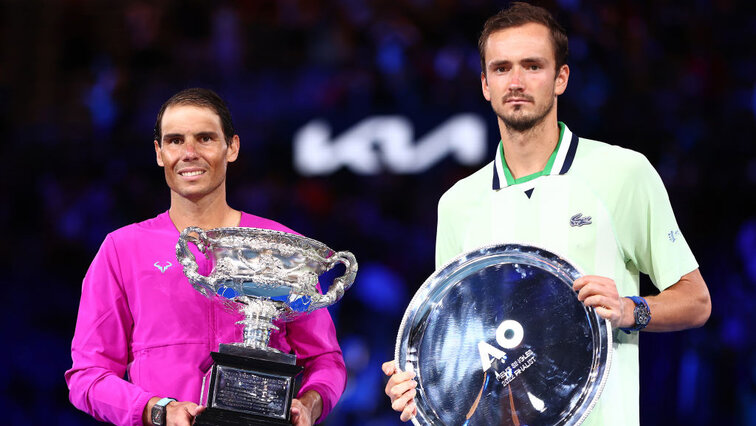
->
<box><xmin>495</xmin><ymin>91</ymin><xmax>555</xmax><ymax>133</ymax></box>
<box><xmin>166</xmin><ymin>167</ymin><xmax>227</xmax><ymax>203</ymax></box>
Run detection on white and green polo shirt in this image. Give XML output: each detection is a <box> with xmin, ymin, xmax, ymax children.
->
<box><xmin>435</xmin><ymin>122</ymin><xmax>698</xmax><ymax>426</ymax></box>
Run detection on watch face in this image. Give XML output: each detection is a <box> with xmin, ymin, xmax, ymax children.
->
<box><xmin>151</xmin><ymin>407</ymin><xmax>164</xmax><ymax>425</ymax></box>
<box><xmin>635</xmin><ymin>304</ymin><xmax>651</xmax><ymax>326</ymax></box>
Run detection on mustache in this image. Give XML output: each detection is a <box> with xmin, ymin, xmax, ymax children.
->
<box><xmin>502</xmin><ymin>93</ymin><xmax>534</xmax><ymax>102</ymax></box>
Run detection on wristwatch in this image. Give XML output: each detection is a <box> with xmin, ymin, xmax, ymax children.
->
<box><xmin>620</xmin><ymin>296</ymin><xmax>651</xmax><ymax>334</ymax></box>
<box><xmin>150</xmin><ymin>397</ymin><xmax>176</xmax><ymax>426</ymax></box>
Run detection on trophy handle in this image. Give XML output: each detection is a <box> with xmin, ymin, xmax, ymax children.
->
<box><xmin>176</xmin><ymin>226</ymin><xmax>214</xmax><ymax>297</ymax></box>
<box><xmin>309</xmin><ymin>251</ymin><xmax>358</xmax><ymax>311</ymax></box>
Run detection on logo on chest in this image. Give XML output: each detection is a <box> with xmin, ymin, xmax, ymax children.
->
<box><xmin>154</xmin><ymin>261</ymin><xmax>173</xmax><ymax>273</ymax></box>
<box><xmin>569</xmin><ymin>213</ymin><xmax>592</xmax><ymax>227</ymax></box>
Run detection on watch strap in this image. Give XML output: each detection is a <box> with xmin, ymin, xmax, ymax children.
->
<box><xmin>156</xmin><ymin>397</ymin><xmax>176</xmax><ymax>407</ymax></box>
<box><xmin>620</xmin><ymin>296</ymin><xmax>650</xmax><ymax>334</ymax></box>
<box><xmin>151</xmin><ymin>397</ymin><xmax>176</xmax><ymax>426</ymax></box>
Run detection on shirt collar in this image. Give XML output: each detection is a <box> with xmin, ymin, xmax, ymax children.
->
<box><xmin>492</xmin><ymin>122</ymin><xmax>579</xmax><ymax>190</ymax></box>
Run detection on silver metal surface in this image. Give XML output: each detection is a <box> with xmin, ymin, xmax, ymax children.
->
<box><xmin>396</xmin><ymin>244</ymin><xmax>611</xmax><ymax>426</ymax></box>
<box><xmin>177</xmin><ymin>227</ymin><xmax>357</xmax><ymax>350</ymax></box>
<box><xmin>212</xmin><ymin>365</ymin><xmax>291</xmax><ymax>419</ymax></box>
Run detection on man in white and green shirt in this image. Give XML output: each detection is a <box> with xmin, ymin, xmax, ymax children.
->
<box><xmin>384</xmin><ymin>3</ymin><xmax>711</xmax><ymax>425</ymax></box>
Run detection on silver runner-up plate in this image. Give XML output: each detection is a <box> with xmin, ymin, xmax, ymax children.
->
<box><xmin>395</xmin><ymin>244</ymin><xmax>612</xmax><ymax>426</ymax></box>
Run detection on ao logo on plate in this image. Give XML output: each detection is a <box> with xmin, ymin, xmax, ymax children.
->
<box><xmin>478</xmin><ymin>320</ymin><xmax>524</xmax><ymax>372</ymax></box>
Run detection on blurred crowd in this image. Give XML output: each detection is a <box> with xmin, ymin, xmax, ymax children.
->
<box><xmin>0</xmin><ymin>0</ymin><xmax>754</xmax><ymax>425</ymax></box>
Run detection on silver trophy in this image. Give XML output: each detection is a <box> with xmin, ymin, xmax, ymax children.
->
<box><xmin>395</xmin><ymin>244</ymin><xmax>611</xmax><ymax>426</ymax></box>
<box><xmin>176</xmin><ymin>226</ymin><xmax>357</xmax><ymax>426</ymax></box>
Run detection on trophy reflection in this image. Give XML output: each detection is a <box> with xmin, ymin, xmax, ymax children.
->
<box><xmin>176</xmin><ymin>227</ymin><xmax>357</xmax><ymax>425</ymax></box>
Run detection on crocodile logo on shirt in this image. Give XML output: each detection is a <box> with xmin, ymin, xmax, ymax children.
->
<box><xmin>570</xmin><ymin>213</ymin><xmax>592</xmax><ymax>227</ymax></box>
<box><xmin>154</xmin><ymin>261</ymin><xmax>173</xmax><ymax>273</ymax></box>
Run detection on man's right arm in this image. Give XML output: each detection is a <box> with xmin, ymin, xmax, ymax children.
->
<box><xmin>142</xmin><ymin>397</ymin><xmax>205</xmax><ymax>426</ymax></box>
<box><xmin>382</xmin><ymin>361</ymin><xmax>418</xmax><ymax>422</ymax></box>
<box><xmin>64</xmin><ymin>235</ymin><xmax>157</xmax><ymax>426</ymax></box>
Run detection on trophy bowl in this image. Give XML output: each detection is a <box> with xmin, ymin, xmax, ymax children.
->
<box><xmin>176</xmin><ymin>226</ymin><xmax>357</xmax><ymax>425</ymax></box>
<box><xmin>395</xmin><ymin>243</ymin><xmax>611</xmax><ymax>426</ymax></box>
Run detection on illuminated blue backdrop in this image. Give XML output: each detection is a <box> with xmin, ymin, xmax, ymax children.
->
<box><xmin>1</xmin><ymin>1</ymin><xmax>754</xmax><ymax>425</ymax></box>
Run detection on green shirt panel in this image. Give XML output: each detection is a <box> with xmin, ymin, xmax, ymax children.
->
<box><xmin>569</xmin><ymin>138</ymin><xmax>697</xmax><ymax>290</ymax></box>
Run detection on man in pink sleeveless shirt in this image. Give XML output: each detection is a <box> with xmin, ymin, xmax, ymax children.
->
<box><xmin>65</xmin><ymin>88</ymin><xmax>346</xmax><ymax>426</ymax></box>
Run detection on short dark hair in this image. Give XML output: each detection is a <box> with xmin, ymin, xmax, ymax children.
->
<box><xmin>154</xmin><ymin>88</ymin><xmax>235</xmax><ymax>145</ymax></box>
<box><xmin>478</xmin><ymin>2</ymin><xmax>568</xmax><ymax>74</ymax></box>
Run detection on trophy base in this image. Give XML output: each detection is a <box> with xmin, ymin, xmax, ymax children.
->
<box><xmin>196</xmin><ymin>347</ymin><xmax>303</xmax><ymax>425</ymax></box>
<box><xmin>194</xmin><ymin>407</ymin><xmax>291</xmax><ymax>425</ymax></box>
<box><xmin>218</xmin><ymin>343</ymin><xmax>297</xmax><ymax>365</ymax></box>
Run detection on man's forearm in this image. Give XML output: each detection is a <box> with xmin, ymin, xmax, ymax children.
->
<box><xmin>642</xmin><ymin>268</ymin><xmax>711</xmax><ymax>332</ymax></box>
<box><xmin>298</xmin><ymin>390</ymin><xmax>323</xmax><ymax>422</ymax></box>
<box><xmin>143</xmin><ymin>396</ymin><xmax>160</xmax><ymax>425</ymax></box>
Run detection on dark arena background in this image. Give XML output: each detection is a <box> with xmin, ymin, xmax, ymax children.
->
<box><xmin>1</xmin><ymin>1</ymin><xmax>755</xmax><ymax>425</ymax></box>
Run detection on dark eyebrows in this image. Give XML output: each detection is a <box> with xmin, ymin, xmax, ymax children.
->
<box><xmin>162</xmin><ymin>133</ymin><xmax>183</xmax><ymax>142</ymax></box>
<box><xmin>195</xmin><ymin>131</ymin><xmax>220</xmax><ymax>140</ymax></box>
<box><xmin>488</xmin><ymin>57</ymin><xmax>549</xmax><ymax>70</ymax></box>
<box><xmin>488</xmin><ymin>59</ymin><xmax>511</xmax><ymax>70</ymax></box>
<box><xmin>161</xmin><ymin>131</ymin><xmax>221</xmax><ymax>142</ymax></box>
<box><xmin>521</xmin><ymin>57</ymin><xmax>548</xmax><ymax>65</ymax></box>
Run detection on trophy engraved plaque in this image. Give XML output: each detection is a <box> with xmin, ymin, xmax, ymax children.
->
<box><xmin>176</xmin><ymin>227</ymin><xmax>357</xmax><ymax>425</ymax></box>
<box><xmin>395</xmin><ymin>244</ymin><xmax>611</xmax><ymax>426</ymax></box>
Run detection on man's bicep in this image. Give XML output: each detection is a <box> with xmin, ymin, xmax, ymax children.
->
<box><xmin>66</xmin><ymin>235</ymin><xmax>152</xmax><ymax>425</ymax></box>
<box><xmin>70</xmin><ymin>236</ymin><xmax>134</xmax><ymax>370</ymax></box>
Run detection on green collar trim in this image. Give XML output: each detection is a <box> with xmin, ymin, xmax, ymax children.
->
<box><xmin>499</xmin><ymin>122</ymin><xmax>566</xmax><ymax>186</ymax></box>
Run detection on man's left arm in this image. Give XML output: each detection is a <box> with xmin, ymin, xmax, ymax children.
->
<box><xmin>638</xmin><ymin>268</ymin><xmax>710</xmax><ymax>331</ymax></box>
<box><xmin>575</xmin><ymin>151</ymin><xmax>711</xmax><ymax>332</ymax></box>
<box><xmin>291</xmin><ymin>390</ymin><xmax>323</xmax><ymax>426</ymax></box>
<box><xmin>285</xmin><ymin>306</ymin><xmax>346</xmax><ymax>424</ymax></box>
<box><xmin>574</xmin><ymin>269</ymin><xmax>711</xmax><ymax>331</ymax></box>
